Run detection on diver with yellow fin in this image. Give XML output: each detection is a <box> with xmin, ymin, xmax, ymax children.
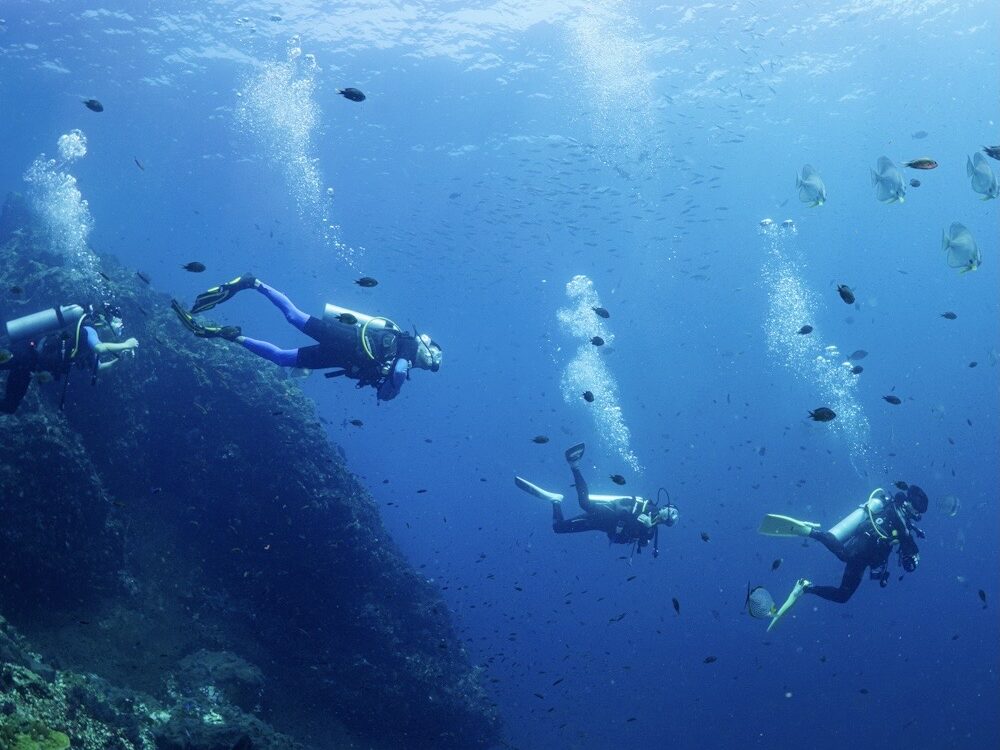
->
<box><xmin>172</xmin><ymin>274</ymin><xmax>441</xmax><ymax>401</ymax></box>
<box><xmin>752</xmin><ymin>484</ymin><xmax>928</xmax><ymax>630</ymax></box>
<box><xmin>514</xmin><ymin>443</ymin><xmax>678</xmax><ymax>558</ymax></box>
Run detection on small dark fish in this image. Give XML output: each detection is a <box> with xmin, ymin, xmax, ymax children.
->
<box><xmin>609</xmin><ymin>474</ymin><xmax>626</xmax><ymax>485</ymax></box>
<box><xmin>348</xmin><ymin>419</ymin><xmax>363</xmax><ymax>427</ymax></box>
<box><xmin>355</xmin><ymin>276</ymin><xmax>378</xmax><ymax>287</ymax></box>
<box><xmin>448</xmin><ymin>192</ymin><xmax>461</xmax><ymax>199</ymax></box>
<box><xmin>626</xmin><ymin>717</ymin><xmax>637</xmax><ymax>723</ymax></box>
<box><xmin>182</xmin><ymin>262</ymin><xmax>206</xmax><ymax>273</ymax></box>
<box><xmin>271</xmin><ymin>410</ymin><xmax>284</xmax><ymax>416</ymax></box>
<box><xmin>771</xmin><ymin>558</ymin><xmax>782</xmax><ymax>571</ymax></box>
<box><xmin>968</xmin><ymin>361</ymin><xmax>977</xmax><ymax>368</ymax></box>
<box><xmin>626</xmin><ymin>575</ymin><xmax>637</xmax><ymax>582</ymax></box>
<box><xmin>808</xmin><ymin>407</ymin><xmax>837</xmax><ymax>422</ymax></box>
<box><xmin>592</xmin><ymin>306</ymin><xmax>610</xmax><ymax>318</ymax></box>
<box><xmin>582</xmin><ymin>390</ymin><xmax>595</xmax><ymax>402</ymax></box>
<box><xmin>672</xmin><ymin>597</ymin><xmax>680</xmax><ymax>615</ymax></box>
<box><xmin>134</xmin><ymin>157</ymin><xmax>144</xmax><ymax>171</ymax></box>
<box><xmin>894</xmin><ymin>481</ymin><xmax>909</xmax><ymax>490</ymax></box>
<box><xmin>836</xmin><ymin>284</ymin><xmax>855</xmax><ymax>305</ymax></box>
<box><xmin>911</xmin><ymin>130</ymin><xmax>928</xmax><ymax>139</ymax></box>
<box><xmin>98</xmin><ymin>271</ymin><xmax>112</xmax><ymax>282</ymax></box>
<box><xmin>532</xmin><ymin>435</ymin><xmax>550</xmax><ymax>444</ymax></box>
<box><xmin>848</xmin><ymin>349</ymin><xmax>868</xmax><ymax>361</ymax></box>
<box><xmin>903</xmin><ymin>158</ymin><xmax>937</xmax><ymax>170</ymax></box>
<box><xmin>135</xmin><ymin>271</ymin><xmax>152</xmax><ymax>285</ymax></box>
<box><xmin>9</xmin><ymin>286</ymin><xmax>22</xmax><ymax>295</ymax></box>
<box><xmin>797</xmin><ymin>325</ymin><xmax>813</xmax><ymax>335</ymax></box>
<box><xmin>859</xmin><ymin>688</ymin><xmax>869</xmax><ymax>695</ymax></box>
<box><xmin>337</xmin><ymin>313</ymin><xmax>358</xmax><ymax>325</ymax></box>
<box><xmin>35</xmin><ymin>371</ymin><xmax>54</xmax><ymax>384</ymax></box>
<box><xmin>700</xmin><ymin>531</ymin><xmax>710</xmax><ymax>542</ymax></box>
<box><xmin>590</xmin><ymin>336</ymin><xmax>605</xmax><ymax>346</ymax></box>
<box><xmin>83</xmin><ymin>98</ymin><xmax>103</xmax><ymax>112</ymax></box>
<box><xmin>983</xmin><ymin>145</ymin><xmax>1000</xmax><ymax>161</ymax></box>
<box><xmin>883</xmin><ymin>395</ymin><xmax>902</xmax><ymax>405</ymax></box>
<box><xmin>850</xmin><ymin>365</ymin><xmax>864</xmax><ymax>375</ymax></box>
<box><xmin>337</xmin><ymin>87</ymin><xmax>366</xmax><ymax>102</ymax></box>
<box><xmin>979</xmin><ymin>589</ymin><xmax>987</xmax><ymax>607</ymax></box>
<box><xmin>909</xmin><ymin>178</ymin><xmax>921</xmax><ymax>188</ymax></box>
<box><xmin>940</xmin><ymin>311</ymin><xmax>957</xmax><ymax>320</ymax></box>
<box><xmin>552</xmin><ymin>678</ymin><xmax>564</xmax><ymax>686</ymax></box>
<box><xmin>703</xmin><ymin>656</ymin><xmax>717</xmax><ymax>664</ymax></box>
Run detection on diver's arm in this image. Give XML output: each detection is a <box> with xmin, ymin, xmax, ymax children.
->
<box><xmin>93</xmin><ymin>337</ymin><xmax>138</xmax><ymax>355</ymax></box>
<box><xmin>96</xmin><ymin>358</ymin><xmax>120</xmax><ymax>372</ymax></box>
<box><xmin>377</xmin><ymin>358</ymin><xmax>410</xmax><ymax>401</ymax></box>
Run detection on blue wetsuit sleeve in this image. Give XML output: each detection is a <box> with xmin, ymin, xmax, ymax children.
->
<box><xmin>82</xmin><ymin>326</ymin><xmax>101</xmax><ymax>352</ymax></box>
<box><xmin>377</xmin><ymin>358</ymin><xmax>409</xmax><ymax>401</ymax></box>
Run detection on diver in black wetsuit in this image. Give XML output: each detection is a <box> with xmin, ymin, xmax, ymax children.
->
<box><xmin>515</xmin><ymin>443</ymin><xmax>678</xmax><ymax>557</ymax></box>
<box><xmin>803</xmin><ymin>485</ymin><xmax>927</xmax><ymax>603</ymax></box>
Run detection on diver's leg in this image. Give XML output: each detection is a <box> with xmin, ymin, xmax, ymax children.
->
<box><xmin>569</xmin><ymin>467</ymin><xmax>595</xmax><ymax>513</ymax></box>
<box><xmin>809</xmin><ymin>529</ymin><xmax>850</xmax><ymax>563</ymax></box>
<box><xmin>238</xmin><ymin>337</ymin><xmax>299</xmax><ymax>367</ymax></box>
<box><xmin>804</xmin><ymin>561</ymin><xmax>865</xmax><ymax>603</ymax></box>
<box><xmin>0</xmin><ymin>368</ymin><xmax>32</xmax><ymax>414</ymax></box>
<box><xmin>553</xmin><ymin>510</ymin><xmax>599</xmax><ymax>534</ymax></box>
<box><xmin>256</xmin><ymin>283</ymin><xmax>309</xmax><ymax>331</ymax></box>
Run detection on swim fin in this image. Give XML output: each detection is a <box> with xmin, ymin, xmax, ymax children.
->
<box><xmin>190</xmin><ymin>273</ymin><xmax>258</xmax><ymax>314</ymax></box>
<box><xmin>514</xmin><ymin>476</ymin><xmax>564</xmax><ymax>503</ymax></box>
<box><xmin>767</xmin><ymin>578</ymin><xmax>810</xmax><ymax>632</ymax></box>
<box><xmin>171</xmin><ymin>299</ymin><xmax>242</xmax><ymax>341</ymax></box>
<box><xmin>564</xmin><ymin>443</ymin><xmax>585</xmax><ymax>464</ymax></box>
<box><xmin>758</xmin><ymin>513</ymin><xmax>820</xmax><ymax>537</ymax></box>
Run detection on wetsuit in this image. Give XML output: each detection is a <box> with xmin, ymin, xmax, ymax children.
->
<box><xmin>238</xmin><ymin>283</ymin><xmax>411</xmax><ymax>401</ymax></box>
<box><xmin>1</xmin><ymin>326</ymin><xmax>101</xmax><ymax>414</ymax></box>
<box><xmin>805</xmin><ymin>507</ymin><xmax>919</xmax><ymax>603</ymax></box>
<box><xmin>553</xmin><ymin>464</ymin><xmax>656</xmax><ymax>549</ymax></box>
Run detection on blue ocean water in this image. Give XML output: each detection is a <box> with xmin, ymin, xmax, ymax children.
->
<box><xmin>1</xmin><ymin>1</ymin><xmax>998</xmax><ymax>748</ymax></box>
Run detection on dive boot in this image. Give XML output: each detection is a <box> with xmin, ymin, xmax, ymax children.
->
<box><xmin>190</xmin><ymin>273</ymin><xmax>258</xmax><ymax>314</ymax></box>
<box><xmin>565</xmin><ymin>443</ymin><xmax>585</xmax><ymax>464</ymax></box>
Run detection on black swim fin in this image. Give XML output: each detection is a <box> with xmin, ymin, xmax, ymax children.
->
<box><xmin>171</xmin><ymin>299</ymin><xmax>241</xmax><ymax>340</ymax></box>
<box><xmin>189</xmin><ymin>273</ymin><xmax>257</xmax><ymax>314</ymax></box>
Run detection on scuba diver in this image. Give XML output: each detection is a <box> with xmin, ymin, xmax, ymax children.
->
<box><xmin>752</xmin><ymin>484</ymin><xmax>928</xmax><ymax>631</ymax></box>
<box><xmin>1</xmin><ymin>303</ymin><xmax>139</xmax><ymax>414</ymax></box>
<box><xmin>514</xmin><ymin>443</ymin><xmax>679</xmax><ymax>557</ymax></box>
<box><xmin>171</xmin><ymin>274</ymin><xmax>442</xmax><ymax>402</ymax></box>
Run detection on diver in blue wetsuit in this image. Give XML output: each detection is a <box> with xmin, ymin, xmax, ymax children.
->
<box><xmin>1</xmin><ymin>303</ymin><xmax>139</xmax><ymax>414</ymax></box>
<box><xmin>172</xmin><ymin>274</ymin><xmax>442</xmax><ymax>401</ymax></box>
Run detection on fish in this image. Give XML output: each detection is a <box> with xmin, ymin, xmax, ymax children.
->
<box><xmin>83</xmin><ymin>98</ymin><xmax>103</xmax><ymax>112</ymax></box>
<box><xmin>911</xmin><ymin>130</ymin><xmax>928</xmax><ymax>139</ymax></box>
<box><xmin>894</xmin><ymin>481</ymin><xmax>909</xmax><ymax>490</ymax></box>
<box><xmin>836</xmin><ymin>284</ymin><xmax>855</xmax><ymax>305</ymax></box>
<box><xmin>134</xmin><ymin>157</ymin><xmax>144</xmax><ymax>171</ymax></box>
<box><xmin>850</xmin><ymin>365</ymin><xmax>864</xmax><ymax>375</ymax></box>
<box><xmin>582</xmin><ymin>390</ymin><xmax>595</xmax><ymax>402</ymax></box>
<box><xmin>672</xmin><ymin>597</ymin><xmax>680</xmax><ymax>615</ymax></box>
<box><xmin>870</xmin><ymin>156</ymin><xmax>906</xmax><ymax>203</ymax></box>
<box><xmin>348</xmin><ymin>419</ymin><xmax>363</xmax><ymax>426</ymax></box>
<box><xmin>35</xmin><ymin>372</ymin><xmax>54</xmax><ymax>384</ymax></box>
<box><xmin>0</xmin><ymin>349</ymin><xmax>13</xmax><ymax>364</ymax></box>
<box><xmin>940</xmin><ymin>312</ymin><xmax>957</xmax><ymax>320</ymax></box>
<box><xmin>983</xmin><ymin>145</ymin><xmax>1000</xmax><ymax>161</ymax></box>
<box><xmin>592</xmin><ymin>306</ymin><xmax>610</xmax><ymax>318</ymax></box>
<box><xmin>590</xmin><ymin>336</ymin><xmax>605</xmax><ymax>346</ymax></box>
<box><xmin>337</xmin><ymin>313</ymin><xmax>358</xmax><ymax>325</ymax></box>
<box><xmin>848</xmin><ymin>350</ymin><xmax>868</xmax><ymax>361</ymax></box>
<box><xmin>700</xmin><ymin>532</ymin><xmax>710</xmax><ymax>542</ymax></box>
<box><xmin>883</xmin><ymin>395</ymin><xmax>902</xmax><ymax>405</ymax></box>
<box><xmin>609</xmin><ymin>474</ymin><xmax>626</xmax><ymax>485</ymax></box>
<box><xmin>979</xmin><ymin>589</ymin><xmax>987</xmax><ymax>607</ymax></box>
<box><xmin>337</xmin><ymin>87</ymin><xmax>366</xmax><ymax>102</ymax></box>
<box><xmin>532</xmin><ymin>435</ymin><xmax>550</xmax><ymax>444</ymax></box>
<box><xmin>808</xmin><ymin>407</ymin><xmax>836</xmax><ymax>422</ymax></box>
<box><xmin>796</xmin><ymin>164</ymin><xmax>827</xmax><ymax>207</ymax></box>
<box><xmin>966</xmin><ymin>152</ymin><xmax>999</xmax><ymax>199</ymax></box>
<box><xmin>941</xmin><ymin>222</ymin><xmax>981</xmax><ymax>274</ymax></box>
<box><xmin>968</xmin><ymin>361</ymin><xmax>977</xmax><ymax>368</ymax></box>
<box><xmin>909</xmin><ymin>178</ymin><xmax>921</xmax><ymax>188</ymax></box>
<box><xmin>8</xmin><ymin>286</ymin><xmax>22</xmax><ymax>295</ymax></box>
<box><xmin>797</xmin><ymin>325</ymin><xmax>813</xmax><ymax>335</ymax></box>
<box><xmin>771</xmin><ymin>558</ymin><xmax>782</xmax><ymax>571</ymax></box>
<box><xmin>903</xmin><ymin>158</ymin><xmax>937</xmax><ymax>170</ymax></box>
<box><xmin>136</xmin><ymin>271</ymin><xmax>151</xmax><ymax>285</ymax></box>
<box><xmin>354</xmin><ymin>276</ymin><xmax>378</xmax><ymax>287</ymax></box>
<box><xmin>182</xmin><ymin>262</ymin><xmax>206</xmax><ymax>273</ymax></box>
<box><xmin>703</xmin><ymin>656</ymin><xmax>717</xmax><ymax>664</ymax></box>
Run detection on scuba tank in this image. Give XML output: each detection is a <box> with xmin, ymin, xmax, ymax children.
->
<box><xmin>828</xmin><ymin>489</ymin><xmax>888</xmax><ymax>543</ymax></box>
<box><xmin>5</xmin><ymin>304</ymin><xmax>85</xmax><ymax>343</ymax></box>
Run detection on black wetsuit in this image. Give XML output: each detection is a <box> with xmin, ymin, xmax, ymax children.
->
<box><xmin>552</xmin><ymin>465</ymin><xmax>655</xmax><ymax>549</ymax></box>
<box><xmin>1</xmin><ymin>331</ymin><xmax>97</xmax><ymax>414</ymax></box>
<box><xmin>805</xmin><ymin>506</ymin><xmax>919</xmax><ymax>603</ymax></box>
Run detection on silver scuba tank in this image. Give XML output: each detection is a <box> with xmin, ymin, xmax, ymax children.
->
<box><xmin>5</xmin><ymin>304</ymin><xmax>85</xmax><ymax>343</ymax></box>
<box><xmin>828</xmin><ymin>489</ymin><xmax>887</xmax><ymax>543</ymax></box>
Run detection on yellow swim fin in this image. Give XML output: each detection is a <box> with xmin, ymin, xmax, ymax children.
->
<box><xmin>767</xmin><ymin>578</ymin><xmax>811</xmax><ymax>632</ymax></box>
<box><xmin>758</xmin><ymin>513</ymin><xmax>820</xmax><ymax>537</ymax></box>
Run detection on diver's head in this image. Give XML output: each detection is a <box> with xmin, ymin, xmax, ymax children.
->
<box><xmin>412</xmin><ymin>332</ymin><xmax>442</xmax><ymax>372</ymax></box>
<box><xmin>93</xmin><ymin>302</ymin><xmax>124</xmax><ymax>337</ymax></box>
<box><xmin>656</xmin><ymin>505</ymin><xmax>678</xmax><ymax>527</ymax></box>
<box><xmin>895</xmin><ymin>484</ymin><xmax>928</xmax><ymax>520</ymax></box>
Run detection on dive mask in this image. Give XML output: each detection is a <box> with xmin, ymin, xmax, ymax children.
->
<box><xmin>415</xmin><ymin>332</ymin><xmax>442</xmax><ymax>372</ymax></box>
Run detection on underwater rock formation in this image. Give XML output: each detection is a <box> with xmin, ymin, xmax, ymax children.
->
<box><xmin>0</xmin><ymin>193</ymin><xmax>500</xmax><ymax>749</ymax></box>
